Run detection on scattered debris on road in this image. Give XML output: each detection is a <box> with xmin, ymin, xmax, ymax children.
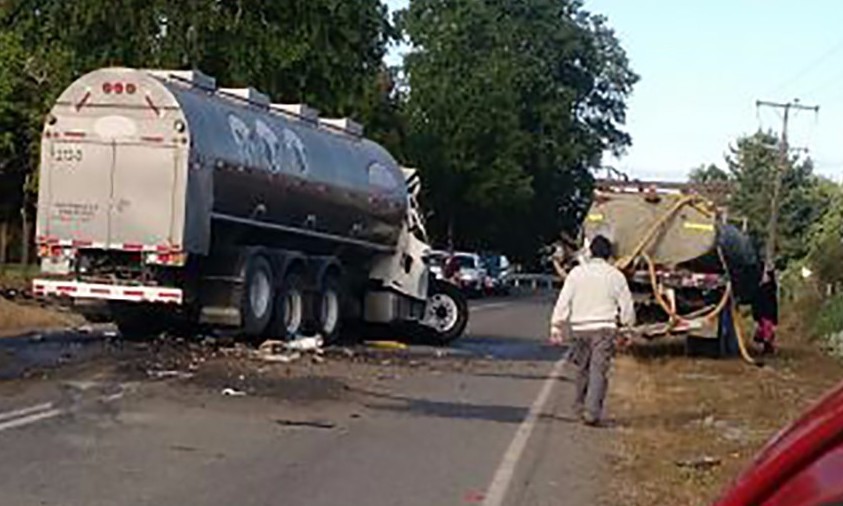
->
<box><xmin>365</xmin><ymin>340</ymin><xmax>408</xmax><ymax>350</ymax></box>
<box><xmin>221</xmin><ymin>387</ymin><xmax>247</xmax><ymax>397</ymax></box>
<box><xmin>675</xmin><ymin>455</ymin><xmax>721</xmax><ymax>470</ymax></box>
<box><xmin>275</xmin><ymin>419</ymin><xmax>336</xmax><ymax>430</ymax></box>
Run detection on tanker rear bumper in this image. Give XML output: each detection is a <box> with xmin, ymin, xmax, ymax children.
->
<box><xmin>32</xmin><ymin>279</ymin><xmax>183</xmax><ymax>305</ymax></box>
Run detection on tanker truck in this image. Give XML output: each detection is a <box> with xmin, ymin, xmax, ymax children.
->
<box><xmin>31</xmin><ymin>67</ymin><xmax>468</xmax><ymax>344</ymax></box>
<box><xmin>580</xmin><ymin>178</ymin><xmax>761</xmax><ymax>354</ymax></box>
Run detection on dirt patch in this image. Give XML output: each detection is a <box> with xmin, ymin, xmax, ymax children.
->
<box><xmin>0</xmin><ymin>298</ymin><xmax>83</xmax><ymax>336</ymax></box>
<box><xmin>607</xmin><ymin>331</ymin><xmax>843</xmax><ymax>505</ymax></box>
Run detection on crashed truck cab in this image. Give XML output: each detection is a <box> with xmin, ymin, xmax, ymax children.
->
<box><xmin>32</xmin><ymin>67</ymin><xmax>468</xmax><ymax>343</ymax></box>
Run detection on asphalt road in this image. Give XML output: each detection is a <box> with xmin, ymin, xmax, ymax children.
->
<box><xmin>0</xmin><ymin>295</ymin><xmax>605</xmax><ymax>506</ymax></box>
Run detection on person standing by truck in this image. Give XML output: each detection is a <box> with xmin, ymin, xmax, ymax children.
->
<box><xmin>549</xmin><ymin>235</ymin><xmax>635</xmax><ymax>426</ymax></box>
<box><xmin>752</xmin><ymin>266</ymin><xmax>779</xmax><ymax>355</ymax></box>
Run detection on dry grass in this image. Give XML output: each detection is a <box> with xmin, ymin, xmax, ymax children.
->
<box><xmin>607</xmin><ymin>327</ymin><xmax>843</xmax><ymax>505</ymax></box>
<box><xmin>0</xmin><ymin>298</ymin><xmax>81</xmax><ymax>336</ymax></box>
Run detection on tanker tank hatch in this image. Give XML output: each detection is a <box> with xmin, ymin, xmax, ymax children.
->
<box><xmin>271</xmin><ymin>103</ymin><xmax>320</xmax><ymax>124</ymax></box>
<box><xmin>145</xmin><ymin>69</ymin><xmax>217</xmax><ymax>91</ymax></box>
<box><xmin>218</xmin><ymin>87</ymin><xmax>270</xmax><ymax>108</ymax></box>
<box><xmin>319</xmin><ymin>117</ymin><xmax>364</xmax><ymax>138</ymax></box>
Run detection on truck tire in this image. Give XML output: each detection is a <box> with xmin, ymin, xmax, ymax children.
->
<box><xmin>241</xmin><ymin>254</ymin><xmax>275</xmax><ymax>337</ymax></box>
<box><xmin>270</xmin><ymin>271</ymin><xmax>305</xmax><ymax>340</ymax></box>
<box><xmin>315</xmin><ymin>275</ymin><xmax>343</xmax><ymax>343</ymax></box>
<box><xmin>421</xmin><ymin>280</ymin><xmax>469</xmax><ymax>345</ymax></box>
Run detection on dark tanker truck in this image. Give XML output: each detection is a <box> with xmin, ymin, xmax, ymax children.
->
<box><xmin>32</xmin><ymin>67</ymin><xmax>468</xmax><ymax>343</ymax></box>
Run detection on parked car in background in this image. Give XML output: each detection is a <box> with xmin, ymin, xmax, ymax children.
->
<box><xmin>713</xmin><ymin>379</ymin><xmax>843</xmax><ymax>506</ymax></box>
<box><xmin>451</xmin><ymin>252</ymin><xmax>488</xmax><ymax>297</ymax></box>
<box><xmin>481</xmin><ymin>253</ymin><xmax>512</xmax><ymax>295</ymax></box>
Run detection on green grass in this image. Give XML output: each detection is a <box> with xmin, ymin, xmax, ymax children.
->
<box><xmin>812</xmin><ymin>293</ymin><xmax>843</xmax><ymax>357</ymax></box>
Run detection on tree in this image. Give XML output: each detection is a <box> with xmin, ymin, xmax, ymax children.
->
<box><xmin>804</xmin><ymin>180</ymin><xmax>843</xmax><ymax>288</ymax></box>
<box><xmin>689</xmin><ymin>163</ymin><xmax>729</xmax><ymax>184</ymax></box>
<box><xmin>400</xmin><ymin>0</ymin><xmax>637</xmax><ymax>260</ymax></box>
<box><xmin>725</xmin><ymin>131</ymin><xmax>826</xmax><ymax>267</ymax></box>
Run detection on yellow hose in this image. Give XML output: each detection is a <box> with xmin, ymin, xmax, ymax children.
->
<box><xmin>615</xmin><ymin>194</ymin><xmax>710</xmax><ymax>271</ymax></box>
<box><xmin>610</xmin><ymin>191</ymin><xmax>757</xmax><ymax>365</ymax></box>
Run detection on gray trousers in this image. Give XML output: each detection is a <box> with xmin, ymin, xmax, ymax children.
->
<box><xmin>569</xmin><ymin>328</ymin><xmax>616</xmax><ymax>420</ymax></box>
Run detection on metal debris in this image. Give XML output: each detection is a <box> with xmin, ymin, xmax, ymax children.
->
<box><xmin>675</xmin><ymin>455</ymin><xmax>721</xmax><ymax>470</ymax></box>
<box><xmin>147</xmin><ymin>369</ymin><xmax>194</xmax><ymax>380</ymax></box>
<box><xmin>365</xmin><ymin>340</ymin><xmax>408</xmax><ymax>350</ymax></box>
<box><xmin>275</xmin><ymin>419</ymin><xmax>336</xmax><ymax>430</ymax></box>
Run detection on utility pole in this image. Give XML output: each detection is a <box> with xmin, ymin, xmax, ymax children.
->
<box><xmin>755</xmin><ymin>99</ymin><xmax>819</xmax><ymax>270</ymax></box>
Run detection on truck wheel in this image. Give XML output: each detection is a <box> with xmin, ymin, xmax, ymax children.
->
<box><xmin>315</xmin><ymin>275</ymin><xmax>343</xmax><ymax>343</ymax></box>
<box><xmin>421</xmin><ymin>280</ymin><xmax>469</xmax><ymax>345</ymax></box>
<box><xmin>271</xmin><ymin>271</ymin><xmax>305</xmax><ymax>340</ymax></box>
<box><xmin>241</xmin><ymin>254</ymin><xmax>275</xmax><ymax>337</ymax></box>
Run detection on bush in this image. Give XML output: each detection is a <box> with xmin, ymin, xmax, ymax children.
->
<box><xmin>812</xmin><ymin>294</ymin><xmax>843</xmax><ymax>357</ymax></box>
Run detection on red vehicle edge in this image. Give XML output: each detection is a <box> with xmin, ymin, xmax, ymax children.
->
<box><xmin>713</xmin><ymin>380</ymin><xmax>843</xmax><ymax>506</ymax></box>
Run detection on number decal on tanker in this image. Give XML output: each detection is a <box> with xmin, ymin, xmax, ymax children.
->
<box><xmin>51</xmin><ymin>144</ymin><xmax>83</xmax><ymax>163</ymax></box>
<box><xmin>227</xmin><ymin>113</ymin><xmax>303</xmax><ymax>175</ymax></box>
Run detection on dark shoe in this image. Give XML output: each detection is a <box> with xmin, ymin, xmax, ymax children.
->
<box><xmin>581</xmin><ymin>412</ymin><xmax>600</xmax><ymax>427</ymax></box>
<box><xmin>761</xmin><ymin>341</ymin><xmax>776</xmax><ymax>355</ymax></box>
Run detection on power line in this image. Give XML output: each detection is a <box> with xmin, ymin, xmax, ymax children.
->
<box><xmin>768</xmin><ymin>37</ymin><xmax>843</xmax><ymax>96</ymax></box>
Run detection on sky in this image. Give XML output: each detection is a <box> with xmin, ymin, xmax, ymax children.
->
<box><xmin>384</xmin><ymin>0</ymin><xmax>843</xmax><ymax>182</ymax></box>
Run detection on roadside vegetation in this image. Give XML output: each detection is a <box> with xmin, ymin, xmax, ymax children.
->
<box><xmin>609</xmin><ymin>126</ymin><xmax>843</xmax><ymax>505</ymax></box>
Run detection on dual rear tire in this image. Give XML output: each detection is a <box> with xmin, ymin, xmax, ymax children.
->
<box><xmin>240</xmin><ymin>254</ymin><xmax>341</xmax><ymax>343</ymax></box>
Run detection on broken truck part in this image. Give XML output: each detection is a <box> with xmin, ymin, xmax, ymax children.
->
<box><xmin>33</xmin><ymin>67</ymin><xmax>468</xmax><ymax>344</ymax></box>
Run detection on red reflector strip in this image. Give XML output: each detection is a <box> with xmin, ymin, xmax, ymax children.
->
<box><xmin>156</xmin><ymin>245</ymin><xmax>171</xmax><ymax>253</ymax></box>
<box><xmin>72</xmin><ymin>239</ymin><xmax>92</xmax><ymax>247</ymax></box>
<box><xmin>159</xmin><ymin>292</ymin><xmax>181</xmax><ymax>299</ymax></box>
<box><xmin>123</xmin><ymin>290</ymin><xmax>144</xmax><ymax>297</ymax></box>
<box><xmin>90</xmin><ymin>288</ymin><xmax>111</xmax><ymax>295</ymax></box>
<box><xmin>122</xmin><ymin>243</ymin><xmax>143</xmax><ymax>251</ymax></box>
<box><xmin>64</xmin><ymin>131</ymin><xmax>86</xmax><ymax>138</ymax></box>
<box><xmin>57</xmin><ymin>285</ymin><xmax>77</xmax><ymax>293</ymax></box>
<box><xmin>141</xmin><ymin>135</ymin><xmax>164</xmax><ymax>143</ymax></box>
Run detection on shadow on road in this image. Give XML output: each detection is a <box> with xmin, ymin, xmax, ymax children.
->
<box><xmin>357</xmin><ymin>388</ymin><xmax>529</xmax><ymax>424</ymax></box>
<box><xmin>454</xmin><ymin>335</ymin><xmax>566</xmax><ymax>363</ymax></box>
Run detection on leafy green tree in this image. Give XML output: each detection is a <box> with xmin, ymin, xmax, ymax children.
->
<box><xmin>400</xmin><ymin>0</ymin><xmax>637</xmax><ymax>260</ymax></box>
<box><xmin>725</xmin><ymin>131</ymin><xmax>826</xmax><ymax>267</ymax></box>
<box><xmin>689</xmin><ymin>163</ymin><xmax>729</xmax><ymax>184</ymax></box>
<box><xmin>804</xmin><ymin>180</ymin><xmax>843</xmax><ymax>288</ymax></box>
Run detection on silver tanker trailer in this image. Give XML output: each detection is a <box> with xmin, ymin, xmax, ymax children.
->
<box><xmin>32</xmin><ymin>67</ymin><xmax>468</xmax><ymax>343</ymax></box>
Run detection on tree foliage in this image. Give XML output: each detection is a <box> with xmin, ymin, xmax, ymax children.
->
<box><xmin>400</xmin><ymin>0</ymin><xmax>637</xmax><ymax>259</ymax></box>
<box><xmin>723</xmin><ymin>131</ymin><xmax>827</xmax><ymax>268</ymax></box>
<box><xmin>688</xmin><ymin>163</ymin><xmax>728</xmax><ymax>184</ymax></box>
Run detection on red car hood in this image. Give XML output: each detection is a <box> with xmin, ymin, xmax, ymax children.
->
<box><xmin>714</xmin><ymin>379</ymin><xmax>843</xmax><ymax>505</ymax></box>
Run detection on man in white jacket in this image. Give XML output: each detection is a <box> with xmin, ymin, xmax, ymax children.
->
<box><xmin>550</xmin><ymin>235</ymin><xmax>635</xmax><ymax>426</ymax></box>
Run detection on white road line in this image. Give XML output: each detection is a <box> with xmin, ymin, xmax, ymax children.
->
<box><xmin>482</xmin><ymin>356</ymin><xmax>568</xmax><ymax>506</ymax></box>
<box><xmin>471</xmin><ymin>302</ymin><xmax>512</xmax><ymax>312</ymax></box>
<box><xmin>0</xmin><ymin>402</ymin><xmax>55</xmax><ymax>423</ymax></box>
<box><xmin>0</xmin><ymin>408</ymin><xmax>63</xmax><ymax>433</ymax></box>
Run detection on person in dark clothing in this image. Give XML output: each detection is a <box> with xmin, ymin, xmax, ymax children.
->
<box><xmin>752</xmin><ymin>267</ymin><xmax>779</xmax><ymax>354</ymax></box>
